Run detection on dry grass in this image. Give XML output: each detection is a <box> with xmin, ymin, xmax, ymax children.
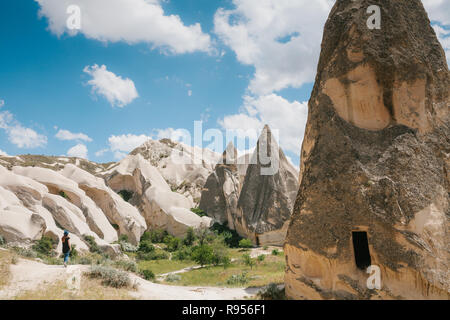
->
<box><xmin>13</xmin><ymin>276</ymin><xmax>135</xmax><ymax>300</ymax></box>
<box><xmin>161</xmin><ymin>253</ymin><xmax>285</xmax><ymax>288</ymax></box>
<box><xmin>138</xmin><ymin>259</ymin><xmax>197</xmax><ymax>275</ymax></box>
<box><xmin>0</xmin><ymin>249</ymin><xmax>16</xmax><ymax>289</ymax></box>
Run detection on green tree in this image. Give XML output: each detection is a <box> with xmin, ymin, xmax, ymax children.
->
<box><xmin>242</xmin><ymin>253</ymin><xmax>256</xmax><ymax>270</ymax></box>
<box><xmin>239</xmin><ymin>238</ymin><xmax>253</xmax><ymax>249</ymax></box>
<box><xmin>211</xmin><ymin>238</ymin><xmax>231</xmax><ymax>267</ymax></box>
<box><xmin>138</xmin><ymin>240</ymin><xmax>155</xmax><ymax>253</ymax></box>
<box><xmin>183</xmin><ymin>227</ymin><xmax>196</xmax><ymax>246</ymax></box>
<box><xmin>191</xmin><ymin>244</ymin><xmax>214</xmax><ymax>267</ymax></box>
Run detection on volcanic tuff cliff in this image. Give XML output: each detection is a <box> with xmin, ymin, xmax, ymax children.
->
<box><xmin>199</xmin><ymin>126</ymin><xmax>299</xmax><ymax>246</ymax></box>
<box><xmin>285</xmin><ymin>0</ymin><xmax>449</xmax><ymax>300</ymax></box>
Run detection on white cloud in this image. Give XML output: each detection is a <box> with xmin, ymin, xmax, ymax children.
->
<box><xmin>188</xmin><ymin>90</ymin><xmax>192</xmax><ymax>97</ymax></box>
<box><xmin>35</xmin><ymin>0</ymin><xmax>212</xmax><ymax>54</ymax></box>
<box><xmin>219</xmin><ymin>94</ymin><xmax>308</xmax><ymax>155</ymax></box>
<box><xmin>423</xmin><ymin>0</ymin><xmax>450</xmax><ymax>63</ymax></box>
<box><xmin>67</xmin><ymin>143</ymin><xmax>88</xmax><ymax>159</ymax></box>
<box><xmin>423</xmin><ymin>0</ymin><xmax>450</xmax><ymax>25</ymax></box>
<box><xmin>84</xmin><ymin>64</ymin><xmax>139</xmax><ymax>107</ymax></box>
<box><xmin>113</xmin><ymin>151</ymin><xmax>128</xmax><ymax>160</ymax></box>
<box><xmin>432</xmin><ymin>24</ymin><xmax>450</xmax><ymax>64</ymax></box>
<box><xmin>55</xmin><ymin>129</ymin><xmax>92</xmax><ymax>142</ymax></box>
<box><xmin>0</xmin><ymin>100</ymin><xmax>4</xmax><ymax>108</ymax></box>
<box><xmin>108</xmin><ymin>134</ymin><xmax>150</xmax><ymax>153</ymax></box>
<box><xmin>95</xmin><ymin>148</ymin><xmax>109</xmax><ymax>157</ymax></box>
<box><xmin>0</xmin><ymin>110</ymin><xmax>47</xmax><ymax>149</ymax></box>
<box><xmin>0</xmin><ymin>149</ymin><xmax>8</xmax><ymax>156</ymax></box>
<box><xmin>214</xmin><ymin>0</ymin><xmax>334</xmax><ymax>95</ymax></box>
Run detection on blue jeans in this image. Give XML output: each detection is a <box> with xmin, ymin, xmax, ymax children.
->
<box><xmin>64</xmin><ymin>252</ymin><xmax>70</xmax><ymax>263</ymax></box>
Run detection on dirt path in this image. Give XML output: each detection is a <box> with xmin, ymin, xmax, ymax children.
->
<box><xmin>0</xmin><ymin>258</ymin><xmax>88</xmax><ymax>299</ymax></box>
<box><xmin>0</xmin><ymin>257</ymin><xmax>259</xmax><ymax>300</ymax></box>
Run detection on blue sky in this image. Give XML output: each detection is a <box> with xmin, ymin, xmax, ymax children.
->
<box><xmin>0</xmin><ymin>0</ymin><xmax>448</xmax><ymax>166</ymax></box>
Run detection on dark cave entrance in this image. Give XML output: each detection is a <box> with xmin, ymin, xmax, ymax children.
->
<box><xmin>352</xmin><ymin>231</ymin><xmax>371</xmax><ymax>270</ymax></box>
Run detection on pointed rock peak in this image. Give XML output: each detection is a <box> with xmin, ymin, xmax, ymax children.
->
<box><xmin>221</xmin><ymin>141</ymin><xmax>238</xmax><ymax>165</ymax></box>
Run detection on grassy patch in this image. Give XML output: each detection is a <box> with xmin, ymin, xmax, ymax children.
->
<box><xmin>137</xmin><ymin>259</ymin><xmax>197</xmax><ymax>275</ymax></box>
<box><xmin>162</xmin><ymin>254</ymin><xmax>285</xmax><ymax>288</ymax></box>
<box><xmin>13</xmin><ymin>277</ymin><xmax>134</xmax><ymax>300</ymax></box>
<box><xmin>0</xmin><ymin>249</ymin><xmax>15</xmax><ymax>288</ymax></box>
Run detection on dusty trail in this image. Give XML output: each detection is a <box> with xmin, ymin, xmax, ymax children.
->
<box><xmin>0</xmin><ymin>256</ymin><xmax>258</xmax><ymax>300</ymax></box>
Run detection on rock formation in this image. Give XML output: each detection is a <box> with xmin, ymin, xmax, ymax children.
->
<box><xmin>104</xmin><ymin>154</ymin><xmax>212</xmax><ymax>238</ymax></box>
<box><xmin>199</xmin><ymin>142</ymin><xmax>241</xmax><ymax>227</ymax></box>
<box><xmin>285</xmin><ymin>0</ymin><xmax>449</xmax><ymax>300</ymax></box>
<box><xmin>128</xmin><ymin>139</ymin><xmax>221</xmax><ymax>204</ymax></box>
<box><xmin>201</xmin><ymin>126</ymin><xmax>298</xmax><ymax>246</ymax></box>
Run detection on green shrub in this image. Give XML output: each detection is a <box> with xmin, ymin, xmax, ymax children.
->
<box><xmin>78</xmin><ymin>256</ymin><xmax>93</xmax><ymax>265</ymax></box>
<box><xmin>257</xmin><ymin>254</ymin><xmax>266</xmax><ymax>263</ymax></box>
<box><xmin>271</xmin><ymin>249</ymin><xmax>279</xmax><ymax>256</ymax></box>
<box><xmin>140</xmin><ymin>269</ymin><xmax>155</xmax><ymax>281</ymax></box>
<box><xmin>32</xmin><ymin>237</ymin><xmax>55</xmax><ymax>256</ymax></box>
<box><xmin>118</xmin><ymin>234</ymin><xmax>129</xmax><ymax>242</ymax></box>
<box><xmin>70</xmin><ymin>245</ymin><xmax>78</xmax><ymax>258</ymax></box>
<box><xmin>242</xmin><ymin>254</ymin><xmax>256</xmax><ymax>270</ymax></box>
<box><xmin>148</xmin><ymin>229</ymin><xmax>168</xmax><ymax>243</ymax></box>
<box><xmin>118</xmin><ymin>190</ymin><xmax>133</xmax><ymax>202</ymax></box>
<box><xmin>137</xmin><ymin>250</ymin><xmax>169</xmax><ymax>261</ymax></box>
<box><xmin>239</xmin><ymin>238</ymin><xmax>253</xmax><ymax>249</ymax></box>
<box><xmin>83</xmin><ymin>235</ymin><xmax>101</xmax><ymax>253</ymax></box>
<box><xmin>114</xmin><ymin>259</ymin><xmax>138</xmax><ymax>273</ymax></box>
<box><xmin>111</xmin><ymin>224</ymin><xmax>119</xmax><ymax>230</ymax></box>
<box><xmin>211</xmin><ymin>238</ymin><xmax>231</xmax><ymax>267</ymax></box>
<box><xmin>257</xmin><ymin>283</ymin><xmax>285</xmax><ymax>300</ymax></box>
<box><xmin>195</xmin><ymin>227</ymin><xmax>216</xmax><ymax>245</ymax></box>
<box><xmin>172</xmin><ymin>246</ymin><xmax>192</xmax><ymax>261</ymax></box>
<box><xmin>166</xmin><ymin>274</ymin><xmax>181</xmax><ymax>282</ymax></box>
<box><xmin>166</xmin><ymin>237</ymin><xmax>182</xmax><ymax>252</ymax></box>
<box><xmin>0</xmin><ymin>235</ymin><xmax>5</xmax><ymax>245</ymax></box>
<box><xmin>86</xmin><ymin>265</ymin><xmax>131</xmax><ymax>288</ymax></box>
<box><xmin>210</xmin><ymin>222</ymin><xmax>243</xmax><ymax>248</ymax></box>
<box><xmin>183</xmin><ymin>227</ymin><xmax>196</xmax><ymax>246</ymax></box>
<box><xmin>190</xmin><ymin>208</ymin><xmax>208</xmax><ymax>217</ymax></box>
<box><xmin>263</xmin><ymin>246</ymin><xmax>268</xmax><ymax>250</ymax></box>
<box><xmin>138</xmin><ymin>240</ymin><xmax>155</xmax><ymax>253</ymax></box>
<box><xmin>140</xmin><ymin>231</ymin><xmax>151</xmax><ymax>242</ymax></box>
<box><xmin>226</xmin><ymin>272</ymin><xmax>249</xmax><ymax>286</ymax></box>
<box><xmin>191</xmin><ymin>244</ymin><xmax>214</xmax><ymax>267</ymax></box>
<box><xmin>12</xmin><ymin>246</ymin><xmax>37</xmax><ymax>258</ymax></box>
<box><xmin>120</xmin><ymin>241</ymin><xmax>138</xmax><ymax>252</ymax></box>
<box><xmin>59</xmin><ymin>191</ymin><xmax>70</xmax><ymax>200</ymax></box>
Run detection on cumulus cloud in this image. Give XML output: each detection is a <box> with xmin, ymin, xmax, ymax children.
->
<box><xmin>422</xmin><ymin>0</ymin><xmax>450</xmax><ymax>63</ymax></box>
<box><xmin>423</xmin><ymin>0</ymin><xmax>450</xmax><ymax>25</ymax></box>
<box><xmin>432</xmin><ymin>24</ymin><xmax>450</xmax><ymax>64</ymax></box>
<box><xmin>0</xmin><ymin>110</ymin><xmax>47</xmax><ymax>149</ymax></box>
<box><xmin>214</xmin><ymin>0</ymin><xmax>334</xmax><ymax>95</ymax></box>
<box><xmin>84</xmin><ymin>64</ymin><xmax>139</xmax><ymax>107</ymax></box>
<box><xmin>67</xmin><ymin>143</ymin><xmax>88</xmax><ymax>159</ymax></box>
<box><xmin>219</xmin><ymin>94</ymin><xmax>308</xmax><ymax>155</ymax></box>
<box><xmin>35</xmin><ymin>0</ymin><xmax>212</xmax><ymax>54</ymax></box>
<box><xmin>108</xmin><ymin>134</ymin><xmax>150</xmax><ymax>153</ymax></box>
<box><xmin>55</xmin><ymin>129</ymin><xmax>92</xmax><ymax>142</ymax></box>
<box><xmin>0</xmin><ymin>149</ymin><xmax>8</xmax><ymax>156</ymax></box>
<box><xmin>94</xmin><ymin>148</ymin><xmax>109</xmax><ymax>157</ymax></box>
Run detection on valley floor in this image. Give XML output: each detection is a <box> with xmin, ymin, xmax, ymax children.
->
<box><xmin>0</xmin><ymin>247</ymin><xmax>279</xmax><ymax>300</ymax></box>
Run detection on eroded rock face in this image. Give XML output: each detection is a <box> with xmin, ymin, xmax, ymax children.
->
<box><xmin>104</xmin><ymin>154</ymin><xmax>211</xmax><ymax>238</ymax></box>
<box><xmin>129</xmin><ymin>139</ymin><xmax>221</xmax><ymax>204</ymax></box>
<box><xmin>234</xmin><ymin>126</ymin><xmax>299</xmax><ymax>246</ymax></box>
<box><xmin>285</xmin><ymin>0</ymin><xmax>449</xmax><ymax>300</ymax></box>
<box><xmin>199</xmin><ymin>142</ymin><xmax>241</xmax><ymax>227</ymax></box>
<box><xmin>61</xmin><ymin>164</ymin><xmax>146</xmax><ymax>245</ymax></box>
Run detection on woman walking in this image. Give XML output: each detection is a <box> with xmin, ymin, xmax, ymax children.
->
<box><xmin>62</xmin><ymin>230</ymin><xmax>71</xmax><ymax>267</ymax></box>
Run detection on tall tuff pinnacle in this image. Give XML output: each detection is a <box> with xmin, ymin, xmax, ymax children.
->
<box><xmin>285</xmin><ymin>0</ymin><xmax>449</xmax><ymax>300</ymax></box>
